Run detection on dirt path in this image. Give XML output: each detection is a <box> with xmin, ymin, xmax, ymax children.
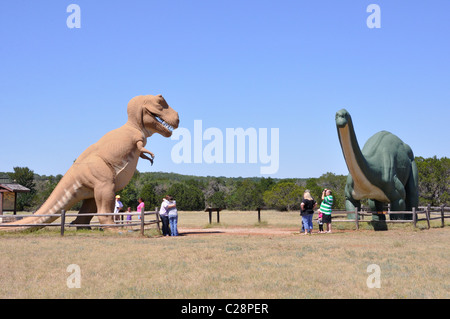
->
<box><xmin>178</xmin><ymin>227</ymin><xmax>300</xmax><ymax>236</ymax></box>
<box><xmin>176</xmin><ymin>227</ymin><xmax>357</xmax><ymax>237</ymax></box>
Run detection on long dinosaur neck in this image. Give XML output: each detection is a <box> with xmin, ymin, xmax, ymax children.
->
<box><xmin>337</xmin><ymin>117</ymin><xmax>389</xmax><ymax>201</ymax></box>
<box><xmin>337</xmin><ymin>117</ymin><xmax>370</xmax><ymax>178</ymax></box>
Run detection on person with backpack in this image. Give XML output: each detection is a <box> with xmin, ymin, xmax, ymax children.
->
<box><xmin>300</xmin><ymin>190</ymin><xmax>317</xmax><ymax>235</ymax></box>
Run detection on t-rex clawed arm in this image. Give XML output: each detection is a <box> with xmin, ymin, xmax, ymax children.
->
<box><xmin>137</xmin><ymin>141</ymin><xmax>155</xmax><ymax>165</ymax></box>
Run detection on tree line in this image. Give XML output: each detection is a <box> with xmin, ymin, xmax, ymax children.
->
<box><xmin>1</xmin><ymin>156</ymin><xmax>448</xmax><ymax>212</ymax></box>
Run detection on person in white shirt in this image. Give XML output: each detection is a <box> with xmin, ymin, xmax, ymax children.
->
<box><xmin>167</xmin><ymin>196</ymin><xmax>178</xmax><ymax>236</ymax></box>
<box><xmin>160</xmin><ymin>195</ymin><xmax>176</xmax><ymax>236</ymax></box>
<box><xmin>114</xmin><ymin>195</ymin><xmax>123</xmax><ymax>222</ymax></box>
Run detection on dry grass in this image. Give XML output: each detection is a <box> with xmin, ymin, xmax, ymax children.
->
<box><xmin>0</xmin><ymin>210</ymin><xmax>449</xmax><ymax>299</ymax></box>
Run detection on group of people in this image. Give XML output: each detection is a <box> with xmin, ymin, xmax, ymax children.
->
<box><xmin>113</xmin><ymin>194</ymin><xmax>179</xmax><ymax>236</ymax></box>
<box><xmin>112</xmin><ymin>189</ymin><xmax>332</xmax><ymax>236</ymax></box>
<box><xmin>113</xmin><ymin>195</ymin><xmax>146</xmax><ymax>224</ymax></box>
<box><xmin>300</xmin><ymin>188</ymin><xmax>333</xmax><ymax>235</ymax></box>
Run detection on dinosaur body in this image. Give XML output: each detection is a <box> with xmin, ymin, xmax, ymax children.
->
<box><xmin>335</xmin><ymin>109</ymin><xmax>418</xmax><ymax>216</ymax></box>
<box><xmin>1</xmin><ymin>95</ymin><xmax>179</xmax><ymax>231</ymax></box>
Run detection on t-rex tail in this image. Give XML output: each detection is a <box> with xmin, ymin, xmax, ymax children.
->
<box><xmin>0</xmin><ymin>169</ymin><xmax>88</xmax><ymax>232</ymax></box>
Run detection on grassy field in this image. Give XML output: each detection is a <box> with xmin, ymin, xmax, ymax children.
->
<box><xmin>0</xmin><ymin>210</ymin><xmax>449</xmax><ymax>299</ymax></box>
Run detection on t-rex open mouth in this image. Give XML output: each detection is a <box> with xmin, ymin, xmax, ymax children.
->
<box><xmin>149</xmin><ymin>112</ymin><xmax>175</xmax><ymax>133</ymax></box>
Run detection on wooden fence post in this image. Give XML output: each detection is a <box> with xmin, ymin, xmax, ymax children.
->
<box><xmin>140</xmin><ymin>208</ymin><xmax>145</xmax><ymax>236</ymax></box>
<box><xmin>426</xmin><ymin>204</ymin><xmax>431</xmax><ymax>229</ymax></box>
<box><xmin>355</xmin><ymin>207</ymin><xmax>359</xmax><ymax>230</ymax></box>
<box><xmin>208</xmin><ymin>208</ymin><xmax>212</xmax><ymax>224</ymax></box>
<box><xmin>257</xmin><ymin>207</ymin><xmax>261</xmax><ymax>223</ymax></box>
<box><xmin>60</xmin><ymin>210</ymin><xmax>66</xmax><ymax>236</ymax></box>
<box><xmin>155</xmin><ymin>207</ymin><xmax>161</xmax><ymax>232</ymax></box>
<box><xmin>441</xmin><ymin>205</ymin><xmax>445</xmax><ymax>228</ymax></box>
<box><xmin>412</xmin><ymin>207</ymin><xmax>417</xmax><ymax>228</ymax></box>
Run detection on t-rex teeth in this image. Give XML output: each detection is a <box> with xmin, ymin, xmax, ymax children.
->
<box><xmin>155</xmin><ymin>116</ymin><xmax>173</xmax><ymax>131</ymax></box>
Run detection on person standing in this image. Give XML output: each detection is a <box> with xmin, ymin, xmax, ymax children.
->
<box><xmin>137</xmin><ymin>198</ymin><xmax>145</xmax><ymax>220</ymax></box>
<box><xmin>320</xmin><ymin>189</ymin><xmax>334</xmax><ymax>233</ymax></box>
<box><xmin>317</xmin><ymin>211</ymin><xmax>324</xmax><ymax>233</ymax></box>
<box><xmin>300</xmin><ymin>190</ymin><xmax>316</xmax><ymax>235</ymax></box>
<box><xmin>159</xmin><ymin>195</ymin><xmax>172</xmax><ymax>236</ymax></box>
<box><xmin>126</xmin><ymin>207</ymin><xmax>132</xmax><ymax>226</ymax></box>
<box><xmin>114</xmin><ymin>195</ymin><xmax>123</xmax><ymax>223</ymax></box>
<box><xmin>167</xmin><ymin>196</ymin><xmax>178</xmax><ymax>236</ymax></box>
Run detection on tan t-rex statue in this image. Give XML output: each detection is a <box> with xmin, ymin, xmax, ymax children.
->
<box><xmin>0</xmin><ymin>94</ymin><xmax>179</xmax><ymax>231</ymax></box>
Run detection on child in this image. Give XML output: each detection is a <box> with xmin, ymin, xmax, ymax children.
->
<box><xmin>317</xmin><ymin>211</ymin><xmax>324</xmax><ymax>233</ymax></box>
<box><xmin>126</xmin><ymin>207</ymin><xmax>132</xmax><ymax>224</ymax></box>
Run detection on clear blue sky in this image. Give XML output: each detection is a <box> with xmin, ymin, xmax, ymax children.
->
<box><xmin>1</xmin><ymin>0</ymin><xmax>449</xmax><ymax>179</ymax></box>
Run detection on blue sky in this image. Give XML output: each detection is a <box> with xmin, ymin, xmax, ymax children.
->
<box><xmin>1</xmin><ymin>0</ymin><xmax>449</xmax><ymax>179</ymax></box>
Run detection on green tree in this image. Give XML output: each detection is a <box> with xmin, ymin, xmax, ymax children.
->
<box><xmin>167</xmin><ymin>182</ymin><xmax>205</xmax><ymax>210</ymax></box>
<box><xmin>140</xmin><ymin>183</ymin><xmax>158</xmax><ymax>210</ymax></box>
<box><xmin>416</xmin><ymin>156</ymin><xmax>450</xmax><ymax>206</ymax></box>
<box><xmin>317</xmin><ymin>172</ymin><xmax>347</xmax><ymax>209</ymax></box>
<box><xmin>263</xmin><ymin>181</ymin><xmax>304</xmax><ymax>211</ymax></box>
<box><xmin>305</xmin><ymin>178</ymin><xmax>322</xmax><ymax>201</ymax></box>
<box><xmin>226</xmin><ymin>179</ymin><xmax>263</xmax><ymax>210</ymax></box>
<box><xmin>206</xmin><ymin>191</ymin><xmax>227</xmax><ymax>208</ymax></box>
<box><xmin>7</xmin><ymin>167</ymin><xmax>36</xmax><ymax>211</ymax></box>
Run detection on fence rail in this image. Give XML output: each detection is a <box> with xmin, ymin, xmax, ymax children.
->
<box><xmin>0</xmin><ymin>208</ymin><xmax>161</xmax><ymax>236</ymax></box>
<box><xmin>330</xmin><ymin>205</ymin><xmax>449</xmax><ymax>229</ymax></box>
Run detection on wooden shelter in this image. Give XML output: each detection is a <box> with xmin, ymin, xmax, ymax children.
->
<box><xmin>0</xmin><ymin>183</ymin><xmax>30</xmax><ymax>215</ymax></box>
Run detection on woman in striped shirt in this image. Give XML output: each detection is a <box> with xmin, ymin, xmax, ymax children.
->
<box><xmin>319</xmin><ymin>189</ymin><xmax>333</xmax><ymax>233</ymax></box>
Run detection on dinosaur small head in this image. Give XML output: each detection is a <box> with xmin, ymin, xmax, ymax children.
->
<box><xmin>336</xmin><ymin>109</ymin><xmax>351</xmax><ymax>128</ymax></box>
<box><xmin>128</xmin><ymin>94</ymin><xmax>179</xmax><ymax>137</ymax></box>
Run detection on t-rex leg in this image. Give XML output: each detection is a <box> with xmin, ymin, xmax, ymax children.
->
<box><xmin>94</xmin><ymin>182</ymin><xmax>116</xmax><ymax>227</ymax></box>
<box><xmin>71</xmin><ymin>198</ymin><xmax>97</xmax><ymax>229</ymax></box>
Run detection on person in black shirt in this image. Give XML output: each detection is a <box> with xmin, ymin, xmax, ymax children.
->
<box><xmin>300</xmin><ymin>190</ymin><xmax>317</xmax><ymax>235</ymax></box>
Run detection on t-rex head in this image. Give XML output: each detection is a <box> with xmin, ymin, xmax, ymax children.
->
<box><xmin>127</xmin><ymin>94</ymin><xmax>179</xmax><ymax>137</ymax></box>
<box><xmin>335</xmin><ymin>109</ymin><xmax>351</xmax><ymax>128</ymax></box>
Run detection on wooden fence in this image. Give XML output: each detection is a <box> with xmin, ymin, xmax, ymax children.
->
<box><xmin>0</xmin><ymin>208</ymin><xmax>161</xmax><ymax>236</ymax></box>
<box><xmin>330</xmin><ymin>205</ymin><xmax>450</xmax><ymax>229</ymax></box>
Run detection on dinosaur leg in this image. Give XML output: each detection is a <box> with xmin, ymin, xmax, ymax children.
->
<box><xmin>368</xmin><ymin>199</ymin><xmax>385</xmax><ymax>212</ymax></box>
<box><xmin>344</xmin><ymin>175</ymin><xmax>361</xmax><ymax>219</ymax></box>
<box><xmin>93</xmin><ymin>182</ymin><xmax>116</xmax><ymax>228</ymax></box>
<box><xmin>405</xmin><ymin>160</ymin><xmax>419</xmax><ymax>212</ymax></box>
<box><xmin>369</xmin><ymin>199</ymin><xmax>388</xmax><ymax>231</ymax></box>
<box><xmin>389</xmin><ymin>176</ymin><xmax>407</xmax><ymax>220</ymax></box>
<box><xmin>71</xmin><ymin>198</ymin><xmax>97</xmax><ymax>230</ymax></box>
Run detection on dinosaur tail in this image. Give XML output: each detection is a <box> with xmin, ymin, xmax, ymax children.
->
<box><xmin>0</xmin><ymin>169</ymin><xmax>88</xmax><ymax>232</ymax></box>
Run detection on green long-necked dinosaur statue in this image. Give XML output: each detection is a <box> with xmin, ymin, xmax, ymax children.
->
<box><xmin>1</xmin><ymin>94</ymin><xmax>179</xmax><ymax>231</ymax></box>
<box><xmin>335</xmin><ymin>109</ymin><xmax>418</xmax><ymax>217</ymax></box>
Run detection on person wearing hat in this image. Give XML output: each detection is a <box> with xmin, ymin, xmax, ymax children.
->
<box><xmin>114</xmin><ymin>195</ymin><xmax>123</xmax><ymax>223</ymax></box>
